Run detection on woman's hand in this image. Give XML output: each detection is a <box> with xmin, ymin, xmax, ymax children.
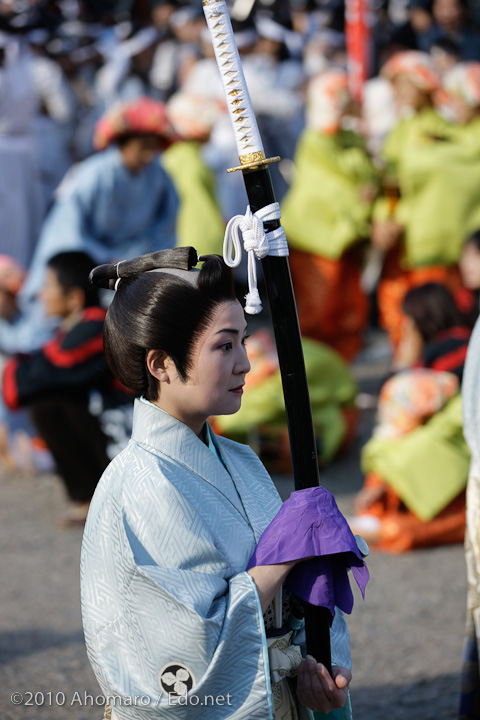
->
<box><xmin>247</xmin><ymin>561</ymin><xmax>298</xmax><ymax>613</ymax></box>
<box><xmin>297</xmin><ymin>656</ymin><xmax>351</xmax><ymax>713</ymax></box>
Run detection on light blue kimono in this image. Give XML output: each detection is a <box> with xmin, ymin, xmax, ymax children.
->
<box><xmin>21</xmin><ymin>146</ymin><xmax>179</xmax><ymax>302</ymax></box>
<box><xmin>81</xmin><ymin>399</ymin><xmax>351</xmax><ymax>719</ymax></box>
<box><xmin>0</xmin><ymin>147</ymin><xmax>179</xmax><ymax>354</ymax></box>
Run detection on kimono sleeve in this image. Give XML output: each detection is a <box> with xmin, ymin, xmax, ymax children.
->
<box><xmin>82</xmin><ymin>471</ymin><xmax>273</xmax><ymax>720</ymax></box>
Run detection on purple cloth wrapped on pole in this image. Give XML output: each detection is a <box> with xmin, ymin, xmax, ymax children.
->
<box><xmin>247</xmin><ymin>487</ymin><xmax>369</xmax><ymax>620</ymax></box>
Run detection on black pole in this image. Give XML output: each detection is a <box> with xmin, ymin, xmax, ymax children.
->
<box><xmin>242</xmin><ymin>164</ymin><xmax>332</xmax><ymax>673</ymax></box>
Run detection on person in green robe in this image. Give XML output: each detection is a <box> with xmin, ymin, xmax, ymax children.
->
<box><xmin>349</xmin><ymin>282</ymin><xmax>471</xmax><ymax>552</ymax></box>
<box><xmin>164</xmin><ymin>92</ymin><xmax>226</xmax><ymax>256</ymax></box>
<box><xmin>373</xmin><ymin>52</ymin><xmax>480</xmax><ymax>345</ymax></box>
<box><xmin>281</xmin><ymin>69</ymin><xmax>378</xmax><ymax>362</ymax></box>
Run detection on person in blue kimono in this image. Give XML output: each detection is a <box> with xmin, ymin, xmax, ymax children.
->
<box><xmin>21</xmin><ymin>96</ymin><xmax>179</xmax><ymax>305</ymax></box>
<box><xmin>0</xmin><ymin>98</ymin><xmax>179</xmax><ymax>356</ymax></box>
<box><xmin>81</xmin><ymin>248</ymin><xmax>353</xmax><ymax>720</ymax></box>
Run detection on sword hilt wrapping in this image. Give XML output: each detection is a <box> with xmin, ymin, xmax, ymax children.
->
<box><xmin>203</xmin><ymin>0</ymin><xmax>264</xmax><ymax>162</ymax></box>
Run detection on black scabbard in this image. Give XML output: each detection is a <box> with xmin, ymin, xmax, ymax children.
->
<box><xmin>243</xmin><ymin>164</ymin><xmax>332</xmax><ymax>674</ymax></box>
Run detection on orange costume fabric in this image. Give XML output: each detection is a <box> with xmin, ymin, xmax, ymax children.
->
<box><xmin>289</xmin><ymin>247</ymin><xmax>369</xmax><ymax>362</ymax></box>
<box><xmin>362</xmin><ymin>471</ymin><xmax>466</xmax><ymax>553</ymax></box>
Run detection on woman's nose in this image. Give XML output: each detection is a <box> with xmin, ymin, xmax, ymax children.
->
<box><xmin>237</xmin><ymin>345</ymin><xmax>251</xmax><ymax>374</ymax></box>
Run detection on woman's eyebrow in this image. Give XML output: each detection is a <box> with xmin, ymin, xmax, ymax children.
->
<box><xmin>215</xmin><ymin>327</ymin><xmax>247</xmax><ymax>335</ymax></box>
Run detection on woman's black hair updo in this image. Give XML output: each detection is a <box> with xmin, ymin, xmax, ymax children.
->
<box><xmin>90</xmin><ymin>248</ymin><xmax>237</xmax><ymax>400</ymax></box>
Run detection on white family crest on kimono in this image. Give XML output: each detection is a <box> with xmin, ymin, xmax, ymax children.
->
<box><xmin>81</xmin><ymin>399</ymin><xmax>351</xmax><ymax>718</ymax></box>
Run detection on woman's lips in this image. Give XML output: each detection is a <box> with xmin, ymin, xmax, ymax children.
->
<box><xmin>230</xmin><ymin>386</ymin><xmax>244</xmax><ymax>394</ymax></box>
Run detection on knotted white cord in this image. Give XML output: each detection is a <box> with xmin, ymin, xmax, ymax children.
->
<box><xmin>223</xmin><ymin>202</ymin><xmax>289</xmax><ymax>314</ymax></box>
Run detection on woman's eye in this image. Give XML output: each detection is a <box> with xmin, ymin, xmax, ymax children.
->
<box><xmin>242</xmin><ymin>334</ymin><xmax>250</xmax><ymax>346</ymax></box>
<box><xmin>221</xmin><ymin>342</ymin><xmax>233</xmax><ymax>351</ymax></box>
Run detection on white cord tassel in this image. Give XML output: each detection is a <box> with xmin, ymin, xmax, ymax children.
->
<box><xmin>223</xmin><ymin>202</ymin><xmax>289</xmax><ymax>314</ymax></box>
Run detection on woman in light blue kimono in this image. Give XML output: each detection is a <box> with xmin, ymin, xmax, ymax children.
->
<box><xmin>81</xmin><ymin>248</ymin><xmax>353</xmax><ymax>720</ymax></box>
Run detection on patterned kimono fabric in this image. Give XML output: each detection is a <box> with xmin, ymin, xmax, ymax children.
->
<box><xmin>81</xmin><ymin>400</ymin><xmax>353</xmax><ymax>720</ymax></box>
<box><xmin>460</xmin><ymin>317</ymin><xmax>480</xmax><ymax>718</ymax></box>
<box><xmin>281</xmin><ymin>129</ymin><xmax>376</xmax><ymax>362</ymax></box>
<box><xmin>375</xmin><ymin>109</ymin><xmax>480</xmax><ymax>345</ymax></box>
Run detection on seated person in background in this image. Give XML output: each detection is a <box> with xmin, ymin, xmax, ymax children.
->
<box><xmin>349</xmin><ymin>282</ymin><xmax>471</xmax><ymax>552</ymax></box>
<box><xmin>2</xmin><ymin>252</ymin><xmax>123</xmax><ymax>527</ymax></box>
<box><xmin>0</xmin><ymin>97</ymin><xmax>180</xmax><ymax>359</ymax></box>
<box><xmin>393</xmin><ymin>281</ymin><xmax>472</xmax><ymax>376</ymax></box>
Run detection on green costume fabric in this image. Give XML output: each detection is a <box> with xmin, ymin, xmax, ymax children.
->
<box><xmin>362</xmin><ymin>393</ymin><xmax>469</xmax><ymax>521</ymax></box>
<box><xmin>379</xmin><ymin>109</ymin><xmax>480</xmax><ymax>268</ymax></box>
<box><xmin>162</xmin><ymin>140</ymin><xmax>225</xmax><ymax>256</ymax></box>
<box><xmin>281</xmin><ymin>129</ymin><xmax>377</xmax><ymax>260</ymax></box>
<box><xmin>215</xmin><ymin>338</ymin><xmax>358</xmax><ymax>464</ymax></box>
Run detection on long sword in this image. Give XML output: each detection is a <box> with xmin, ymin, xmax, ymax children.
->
<box><xmin>202</xmin><ymin>0</ymin><xmax>332</xmax><ymax>672</ymax></box>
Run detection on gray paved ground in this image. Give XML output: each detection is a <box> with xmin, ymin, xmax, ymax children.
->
<box><xmin>0</xmin><ymin>348</ymin><xmax>467</xmax><ymax>719</ymax></box>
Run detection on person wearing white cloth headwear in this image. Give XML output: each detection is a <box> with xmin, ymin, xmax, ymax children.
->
<box><xmin>95</xmin><ymin>26</ymin><xmax>161</xmax><ymax>109</ymax></box>
<box><xmin>241</xmin><ymin>13</ymin><xmax>305</xmax><ymax>200</ymax></box>
<box><xmin>76</xmin><ymin>27</ymin><xmax>162</xmax><ymax>159</ymax></box>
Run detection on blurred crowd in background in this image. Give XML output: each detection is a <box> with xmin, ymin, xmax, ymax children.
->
<box><xmin>1</xmin><ymin>0</ymin><xmax>480</xmax><ymax>549</ymax></box>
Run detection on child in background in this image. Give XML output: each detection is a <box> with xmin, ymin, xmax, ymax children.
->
<box><xmin>349</xmin><ymin>282</ymin><xmax>471</xmax><ymax>552</ymax></box>
<box><xmin>3</xmin><ymin>252</ymin><xmax>115</xmax><ymax>527</ymax></box>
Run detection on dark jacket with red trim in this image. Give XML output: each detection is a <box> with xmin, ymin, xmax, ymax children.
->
<box><xmin>421</xmin><ymin>326</ymin><xmax>472</xmax><ymax>382</ymax></box>
<box><xmin>3</xmin><ymin>307</ymin><xmax>112</xmax><ymax>410</ymax></box>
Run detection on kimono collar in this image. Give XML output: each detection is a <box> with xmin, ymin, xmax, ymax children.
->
<box><xmin>132</xmin><ymin>398</ymin><xmax>208</xmax><ymax>456</ymax></box>
<box><xmin>130</xmin><ymin>399</ymin><xmax>273</xmax><ymax>540</ymax></box>
<box><xmin>131</xmin><ymin>399</ymin><xmax>250</xmax><ymax>517</ymax></box>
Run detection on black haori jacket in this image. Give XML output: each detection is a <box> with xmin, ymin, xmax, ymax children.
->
<box><xmin>3</xmin><ymin>307</ymin><xmax>112</xmax><ymax>410</ymax></box>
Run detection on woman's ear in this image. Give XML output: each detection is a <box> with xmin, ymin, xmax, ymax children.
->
<box><xmin>146</xmin><ymin>349</ymin><xmax>173</xmax><ymax>384</ymax></box>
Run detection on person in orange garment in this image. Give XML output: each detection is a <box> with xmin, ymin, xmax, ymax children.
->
<box><xmin>349</xmin><ymin>283</ymin><xmax>471</xmax><ymax>552</ymax></box>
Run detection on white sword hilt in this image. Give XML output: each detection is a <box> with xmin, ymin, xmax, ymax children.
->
<box><xmin>203</xmin><ymin>0</ymin><xmax>280</xmax><ymax>172</ymax></box>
